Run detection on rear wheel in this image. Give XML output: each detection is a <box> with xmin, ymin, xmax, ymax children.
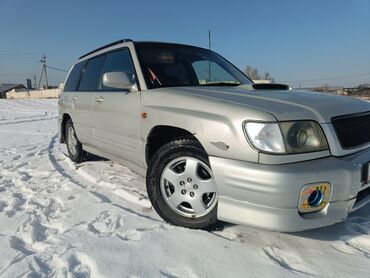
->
<box><xmin>65</xmin><ymin>119</ymin><xmax>86</xmax><ymax>163</ymax></box>
<box><xmin>146</xmin><ymin>138</ymin><xmax>218</xmax><ymax>229</ymax></box>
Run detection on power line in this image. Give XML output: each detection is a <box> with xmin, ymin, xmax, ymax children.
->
<box><xmin>0</xmin><ymin>73</ymin><xmax>29</xmax><ymax>77</ymax></box>
<box><xmin>281</xmin><ymin>72</ymin><xmax>370</xmax><ymax>83</ymax></box>
<box><xmin>0</xmin><ymin>56</ymin><xmax>39</xmax><ymax>60</ymax></box>
<box><xmin>0</xmin><ymin>51</ymin><xmax>39</xmax><ymax>55</ymax></box>
<box><xmin>46</xmin><ymin>65</ymin><xmax>68</xmax><ymax>72</ymax></box>
<box><xmin>0</xmin><ymin>52</ymin><xmax>40</xmax><ymax>60</ymax></box>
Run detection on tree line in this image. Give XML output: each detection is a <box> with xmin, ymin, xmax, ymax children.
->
<box><xmin>244</xmin><ymin>66</ymin><xmax>274</xmax><ymax>82</ymax></box>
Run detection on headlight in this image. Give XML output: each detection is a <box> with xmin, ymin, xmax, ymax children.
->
<box><xmin>279</xmin><ymin>121</ymin><xmax>328</xmax><ymax>153</ymax></box>
<box><xmin>244</xmin><ymin>122</ymin><xmax>285</xmax><ymax>153</ymax></box>
<box><xmin>244</xmin><ymin>121</ymin><xmax>328</xmax><ymax>154</ymax></box>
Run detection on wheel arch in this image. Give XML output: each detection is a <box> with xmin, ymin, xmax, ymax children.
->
<box><xmin>145</xmin><ymin>125</ymin><xmax>206</xmax><ymax>165</ymax></box>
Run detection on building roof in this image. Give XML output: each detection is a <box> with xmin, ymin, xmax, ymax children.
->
<box><xmin>0</xmin><ymin>83</ymin><xmax>25</xmax><ymax>94</ymax></box>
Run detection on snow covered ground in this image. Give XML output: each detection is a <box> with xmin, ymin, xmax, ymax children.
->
<box><xmin>0</xmin><ymin>99</ymin><xmax>369</xmax><ymax>278</ymax></box>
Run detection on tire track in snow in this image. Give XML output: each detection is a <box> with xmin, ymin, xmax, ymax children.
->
<box><xmin>47</xmin><ymin>134</ymin><xmax>160</xmax><ymax>223</ymax></box>
<box><xmin>263</xmin><ymin>246</ymin><xmax>316</xmax><ymax>276</ymax></box>
<box><xmin>0</xmin><ymin>100</ymin><xmax>166</xmax><ymax>276</ymax></box>
<box><xmin>0</xmin><ymin>134</ymin><xmax>78</xmax><ymax>276</ymax></box>
<box><xmin>339</xmin><ymin>217</ymin><xmax>370</xmax><ymax>258</ymax></box>
<box><xmin>0</xmin><ymin>130</ymin><xmax>103</xmax><ymax>277</ymax></box>
<box><xmin>48</xmin><ymin>135</ymin><xmax>237</xmax><ymax>242</ymax></box>
<box><xmin>48</xmin><ymin>135</ymin><xmax>257</xmax><ymax>243</ymax></box>
<box><xmin>0</xmin><ymin>116</ymin><xmax>58</xmax><ymax>126</ymax></box>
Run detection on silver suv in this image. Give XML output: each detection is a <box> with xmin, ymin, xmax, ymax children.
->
<box><xmin>58</xmin><ymin>39</ymin><xmax>370</xmax><ymax>231</ymax></box>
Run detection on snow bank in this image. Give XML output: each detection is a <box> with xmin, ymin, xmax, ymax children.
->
<box><xmin>6</xmin><ymin>89</ymin><xmax>60</xmax><ymax>99</ymax></box>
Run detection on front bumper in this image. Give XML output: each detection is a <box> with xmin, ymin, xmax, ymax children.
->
<box><xmin>210</xmin><ymin>148</ymin><xmax>370</xmax><ymax>232</ymax></box>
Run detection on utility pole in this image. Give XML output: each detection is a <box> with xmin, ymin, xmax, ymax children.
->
<box><xmin>38</xmin><ymin>54</ymin><xmax>48</xmax><ymax>90</ymax></box>
<box><xmin>208</xmin><ymin>29</ymin><xmax>211</xmax><ymax>83</ymax></box>
<box><xmin>208</xmin><ymin>29</ymin><xmax>211</xmax><ymax>50</ymax></box>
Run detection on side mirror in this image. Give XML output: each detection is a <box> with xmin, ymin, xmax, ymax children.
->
<box><xmin>102</xmin><ymin>72</ymin><xmax>137</xmax><ymax>91</ymax></box>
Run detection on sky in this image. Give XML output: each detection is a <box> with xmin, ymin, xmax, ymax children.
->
<box><xmin>0</xmin><ymin>0</ymin><xmax>369</xmax><ymax>88</ymax></box>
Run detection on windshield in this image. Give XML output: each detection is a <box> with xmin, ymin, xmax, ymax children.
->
<box><xmin>135</xmin><ymin>42</ymin><xmax>252</xmax><ymax>89</ymax></box>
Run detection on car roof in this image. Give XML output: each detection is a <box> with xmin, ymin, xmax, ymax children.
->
<box><xmin>78</xmin><ymin>39</ymin><xmax>209</xmax><ymax>60</ymax></box>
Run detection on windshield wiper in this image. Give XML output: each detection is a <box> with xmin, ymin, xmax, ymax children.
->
<box><xmin>200</xmin><ymin>82</ymin><xmax>240</xmax><ymax>87</ymax></box>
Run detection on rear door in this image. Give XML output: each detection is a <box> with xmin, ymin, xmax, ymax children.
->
<box><xmin>74</xmin><ymin>55</ymin><xmax>106</xmax><ymax>146</ymax></box>
<box><xmin>91</xmin><ymin>48</ymin><xmax>142</xmax><ymax>166</ymax></box>
<box><xmin>62</xmin><ymin>60</ymin><xmax>93</xmax><ymax>145</ymax></box>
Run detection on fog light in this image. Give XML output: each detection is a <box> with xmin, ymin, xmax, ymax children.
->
<box><xmin>307</xmin><ymin>190</ymin><xmax>324</xmax><ymax>207</ymax></box>
<box><xmin>298</xmin><ymin>182</ymin><xmax>331</xmax><ymax>213</ymax></box>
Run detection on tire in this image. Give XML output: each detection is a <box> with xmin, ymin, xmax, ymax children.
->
<box><xmin>146</xmin><ymin>138</ymin><xmax>218</xmax><ymax>229</ymax></box>
<box><xmin>65</xmin><ymin>119</ymin><xmax>86</xmax><ymax>163</ymax></box>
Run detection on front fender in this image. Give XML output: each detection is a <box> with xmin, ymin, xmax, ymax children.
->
<box><xmin>141</xmin><ymin>90</ymin><xmax>276</xmax><ymax>163</ymax></box>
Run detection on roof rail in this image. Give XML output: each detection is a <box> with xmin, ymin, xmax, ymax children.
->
<box><xmin>79</xmin><ymin>39</ymin><xmax>133</xmax><ymax>59</ymax></box>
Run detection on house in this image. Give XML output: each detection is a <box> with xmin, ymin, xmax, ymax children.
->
<box><xmin>0</xmin><ymin>83</ymin><xmax>26</xmax><ymax>98</ymax></box>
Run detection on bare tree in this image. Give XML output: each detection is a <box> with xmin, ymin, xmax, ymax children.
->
<box><xmin>244</xmin><ymin>66</ymin><xmax>274</xmax><ymax>81</ymax></box>
<box><xmin>244</xmin><ymin>66</ymin><xmax>252</xmax><ymax>77</ymax></box>
<box><xmin>263</xmin><ymin>72</ymin><xmax>275</xmax><ymax>82</ymax></box>
<box><xmin>245</xmin><ymin>66</ymin><xmax>260</xmax><ymax>80</ymax></box>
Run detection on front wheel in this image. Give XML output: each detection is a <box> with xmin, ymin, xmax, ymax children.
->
<box><xmin>146</xmin><ymin>138</ymin><xmax>218</xmax><ymax>229</ymax></box>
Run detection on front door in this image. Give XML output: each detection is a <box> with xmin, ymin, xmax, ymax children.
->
<box><xmin>91</xmin><ymin>48</ymin><xmax>142</xmax><ymax>167</ymax></box>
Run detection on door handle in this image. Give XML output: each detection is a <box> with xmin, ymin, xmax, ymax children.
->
<box><xmin>71</xmin><ymin>96</ymin><xmax>78</xmax><ymax>101</ymax></box>
<box><xmin>95</xmin><ymin>96</ymin><xmax>104</xmax><ymax>103</ymax></box>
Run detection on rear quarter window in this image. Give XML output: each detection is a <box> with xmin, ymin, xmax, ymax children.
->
<box><xmin>63</xmin><ymin>61</ymin><xmax>85</xmax><ymax>91</ymax></box>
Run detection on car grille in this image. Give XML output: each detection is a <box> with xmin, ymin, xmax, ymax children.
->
<box><xmin>332</xmin><ymin>112</ymin><xmax>370</xmax><ymax>149</ymax></box>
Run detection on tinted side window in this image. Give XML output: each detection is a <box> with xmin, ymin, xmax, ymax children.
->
<box><xmin>64</xmin><ymin>61</ymin><xmax>85</xmax><ymax>91</ymax></box>
<box><xmin>101</xmin><ymin>49</ymin><xmax>135</xmax><ymax>90</ymax></box>
<box><xmin>78</xmin><ymin>55</ymin><xmax>106</xmax><ymax>91</ymax></box>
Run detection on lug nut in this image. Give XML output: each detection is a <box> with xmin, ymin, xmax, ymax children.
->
<box><xmin>180</xmin><ymin>181</ymin><xmax>185</xmax><ymax>186</ymax></box>
<box><xmin>187</xmin><ymin>177</ymin><xmax>192</xmax><ymax>183</ymax></box>
<box><xmin>193</xmin><ymin>184</ymin><xmax>198</xmax><ymax>190</ymax></box>
<box><xmin>190</xmin><ymin>192</ymin><xmax>195</xmax><ymax>197</ymax></box>
<box><xmin>181</xmin><ymin>189</ymin><xmax>186</xmax><ymax>195</ymax></box>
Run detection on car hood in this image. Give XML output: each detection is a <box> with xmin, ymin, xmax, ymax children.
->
<box><xmin>162</xmin><ymin>86</ymin><xmax>370</xmax><ymax>123</ymax></box>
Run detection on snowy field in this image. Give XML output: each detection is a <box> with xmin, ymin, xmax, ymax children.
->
<box><xmin>0</xmin><ymin>99</ymin><xmax>369</xmax><ymax>278</ymax></box>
